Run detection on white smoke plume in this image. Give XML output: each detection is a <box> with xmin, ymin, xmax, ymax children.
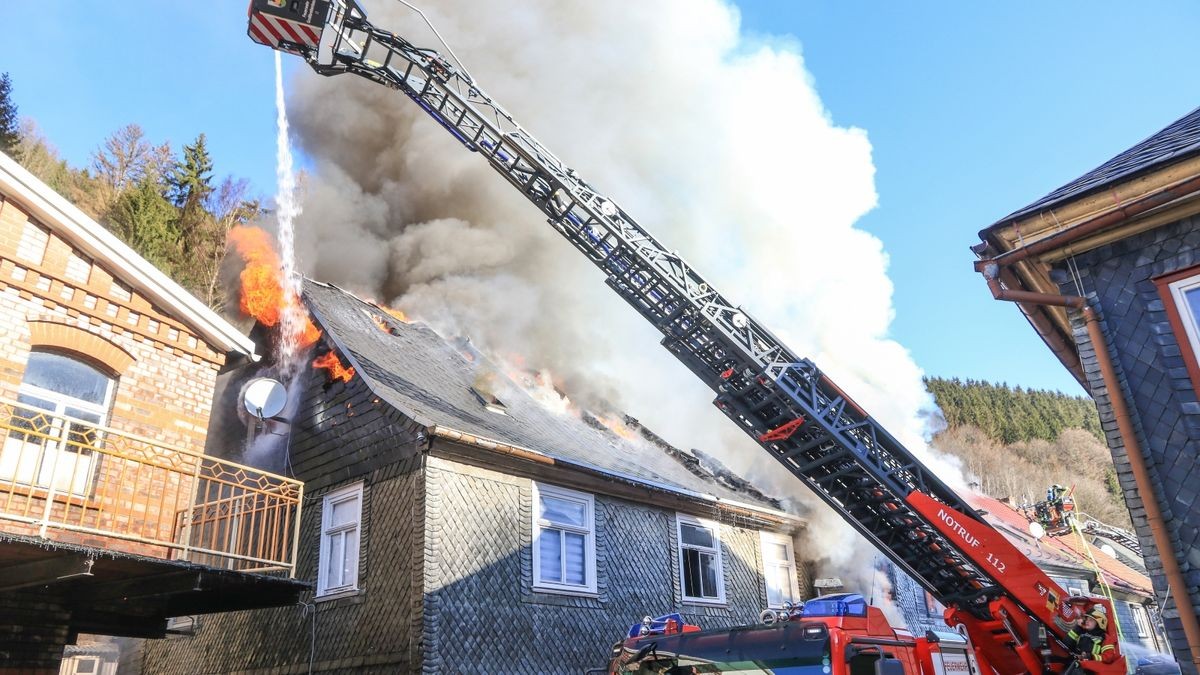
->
<box><xmin>287</xmin><ymin>0</ymin><xmax>964</xmax><ymax>591</ymax></box>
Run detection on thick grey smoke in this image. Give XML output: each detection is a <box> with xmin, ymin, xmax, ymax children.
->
<box><xmin>288</xmin><ymin>0</ymin><xmax>963</xmax><ymax>591</ymax></box>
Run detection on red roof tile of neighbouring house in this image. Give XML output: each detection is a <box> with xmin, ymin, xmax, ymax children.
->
<box><xmin>966</xmin><ymin>493</ymin><xmax>1152</xmax><ymax>596</ymax></box>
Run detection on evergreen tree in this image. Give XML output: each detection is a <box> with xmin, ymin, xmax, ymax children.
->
<box><xmin>168</xmin><ymin>134</ymin><xmax>215</xmax><ymax>261</ymax></box>
<box><xmin>168</xmin><ymin>134</ymin><xmax>214</xmax><ymax>210</ymax></box>
<box><xmin>0</xmin><ymin>73</ymin><xmax>19</xmax><ymax>157</ymax></box>
<box><xmin>108</xmin><ymin>177</ymin><xmax>180</xmax><ymax>274</ymax></box>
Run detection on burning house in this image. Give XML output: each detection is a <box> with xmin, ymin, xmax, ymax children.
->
<box><xmin>135</xmin><ymin>280</ymin><xmax>806</xmax><ymax>673</ymax></box>
<box><xmin>0</xmin><ymin>152</ymin><xmax>306</xmax><ymax>674</ymax></box>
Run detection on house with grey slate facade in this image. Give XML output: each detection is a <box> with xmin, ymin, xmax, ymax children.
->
<box><xmin>134</xmin><ymin>280</ymin><xmax>806</xmax><ymax>674</ymax></box>
<box><xmin>973</xmin><ymin>105</ymin><xmax>1200</xmax><ymax>674</ymax></box>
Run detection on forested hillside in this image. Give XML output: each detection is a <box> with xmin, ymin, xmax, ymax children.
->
<box><xmin>0</xmin><ymin>73</ymin><xmax>261</xmax><ymax>313</ymax></box>
<box><xmin>925</xmin><ymin>377</ymin><xmax>1102</xmax><ymax>443</ymax></box>
<box><xmin>925</xmin><ymin>377</ymin><xmax>1130</xmax><ymax>528</ymax></box>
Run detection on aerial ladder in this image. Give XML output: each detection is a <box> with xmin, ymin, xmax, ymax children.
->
<box><xmin>247</xmin><ymin>3</ymin><xmax>1125</xmax><ymax>674</ymax></box>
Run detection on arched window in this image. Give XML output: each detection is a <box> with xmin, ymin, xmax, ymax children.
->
<box><xmin>1</xmin><ymin>351</ymin><xmax>115</xmax><ymax>496</ymax></box>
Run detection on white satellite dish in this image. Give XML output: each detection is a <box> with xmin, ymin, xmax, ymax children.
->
<box><xmin>1029</xmin><ymin>522</ymin><xmax>1046</xmax><ymax>540</ymax></box>
<box><xmin>242</xmin><ymin>377</ymin><xmax>288</xmax><ymax>420</ymax></box>
<box><xmin>1100</xmin><ymin>544</ymin><xmax>1117</xmax><ymax>558</ymax></box>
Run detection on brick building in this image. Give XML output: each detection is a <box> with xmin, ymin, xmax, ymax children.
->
<box><xmin>0</xmin><ymin>152</ymin><xmax>305</xmax><ymax>672</ymax></box>
<box><xmin>139</xmin><ymin>280</ymin><xmax>806</xmax><ymax>673</ymax></box>
<box><xmin>973</xmin><ymin>106</ymin><xmax>1200</xmax><ymax>673</ymax></box>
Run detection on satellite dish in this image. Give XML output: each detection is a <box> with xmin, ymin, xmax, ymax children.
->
<box><xmin>242</xmin><ymin>377</ymin><xmax>288</xmax><ymax>420</ymax></box>
<box><xmin>1029</xmin><ymin>522</ymin><xmax>1046</xmax><ymax>540</ymax></box>
<box><xmin>1100</xmin><ymin>544</ymin><xmax>1117</xmax><ymax>558</ymax></box>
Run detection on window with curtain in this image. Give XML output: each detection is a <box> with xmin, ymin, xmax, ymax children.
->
<box><xmin>532</xmin><ymin>482</ymin><xmax>596</xmax><ymax>594</ymax></box>
<box><xmin>1</xmin><ymin>350</ymin><xmax>114</xmax><ymax>496</ymax></box>
<box><xmin>678</xmin><ymin>514</ymin><xmax>724</xmax><ymax>603</ymax></box>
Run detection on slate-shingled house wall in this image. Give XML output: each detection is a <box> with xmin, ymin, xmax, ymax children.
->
<box><xmin>1051</xmin><ymin>216</ymin><xmax>1200</xmax><ymax>665</ymax></box>
<box><xmin>139</xmin><ymin>281</ymin><xmax>805</xmax><ymax>674</ymax></box>
<box><xmin>975</xmin><ymin>106</ymin><xmax>1200</xmax><ymax>672</ymax></box>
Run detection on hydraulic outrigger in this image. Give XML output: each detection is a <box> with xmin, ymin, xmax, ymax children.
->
<box><xmin>248</xmin><ymin>2</ymin><xmax>1126</xmax><ymax>673</ymax></box>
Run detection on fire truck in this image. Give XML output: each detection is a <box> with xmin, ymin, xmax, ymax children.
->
<box><xmin>247</xmin><ymin>2</ymin><xmax>1128</xmax><ymax>673</ymax></box>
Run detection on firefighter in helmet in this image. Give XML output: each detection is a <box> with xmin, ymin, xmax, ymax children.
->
<box><xmin>1065</xmin><ymin>606</ymin><xmax>1117</xmax><ymax>664</ymax></box>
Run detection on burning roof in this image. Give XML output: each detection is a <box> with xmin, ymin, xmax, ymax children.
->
<box><xmin>301</xmin><ymin>281</ymin><xmax>787</xmax><ymax>512</ymax></box>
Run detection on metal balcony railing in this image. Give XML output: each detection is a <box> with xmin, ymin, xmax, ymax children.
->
<box><xmin>0</xmin><ymin>398</ymin><xmax>303</xmax><ymax>576</ymax></box>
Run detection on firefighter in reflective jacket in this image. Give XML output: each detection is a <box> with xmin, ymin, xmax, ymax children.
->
<box><xmin>1066</xmin><ymin>606</ymin><xmax>1118</xmax><ymax>663</ymax></box>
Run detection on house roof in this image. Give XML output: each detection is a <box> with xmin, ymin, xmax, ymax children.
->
<box><xmin>0</xmin><ymin>151</ymin><xmax>256</xmax><ymax>358</ymax></box>
<box><xmin>302</xmin><ymin>280</ymin><xmax>788</xmax><ymax>516</ymax></box>
<box><xmin>993</xmin><ymin>105</ymin><xmax>1200</xmax><ymax>226</ymax></box>
<box><xmin>967</xmin><ymin>493</ymin><xmax>1152</xmax><ymax>597</ymax></box>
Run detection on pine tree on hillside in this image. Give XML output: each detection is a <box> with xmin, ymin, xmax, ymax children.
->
<box><xmin>168</xmin><ymin>134</ymin><xmax>214</xmax><ymax>210</ymax></box>
<box><xmin>923</xmin><ymin>376</ymin><xmax>1102</xmax><ymax>444</ymax></box>
<box><xmin>0</xmin><ymin>73</ymin><xmax>19</xmax><ymax>157</ymax></box>
<box><xmin>108</xmin><ymin>178</ymin><xmax>180</xmax><ymax>275</ymax></box>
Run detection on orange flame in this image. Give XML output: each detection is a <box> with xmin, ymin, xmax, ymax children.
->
<box><xmin>312</xmin><ymin>351</ymin><xmax>355</xmax><ymax>383</ymax></box>
<box><xmin>382</xmin><ymin>306</ymin><xmax>409</xmax><ymax>323</ymax></box>
<box><xmin>371</xmin><ymin>314</ymin><xmax>393</xmax><ymax>334</ymax></box>
<box><xmin>597</xmin><ymin>414</ymin><xmax>638</xmax><ymax>440</ymax></box>
<box><xmin>228</xmin><ymin>226</ymin><xmax>320</xmax><ymax>348</ymax></box>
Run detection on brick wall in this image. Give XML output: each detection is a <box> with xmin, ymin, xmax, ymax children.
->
<box><xmin>0</xmin><ymin>195</ymin><xmax>227</xmax><ymax>563</ymax></box>
<box><xmin>0</xmin><ymin>197</ymin><xmax>224</xmax><ymax>445</ymax></box>
<box><xmin>0</xmin><ymin>589</ymin><xmax>70</xmax><ymax>674</ymax></box>
<box><xmin>421</xmin><ymin>456</ymin><xmax>804</xmax><ymax>674</ymax></box>
<box><xmin>1053</xmin><ymin>214</ymin><xmax>1200</xmax><ymax>673</ymax></box>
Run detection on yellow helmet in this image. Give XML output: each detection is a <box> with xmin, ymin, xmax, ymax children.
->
<box><xmin>1088</xmin><ymin>606</ymin><xmax>1109</xmax><ymax>631</ymax></box>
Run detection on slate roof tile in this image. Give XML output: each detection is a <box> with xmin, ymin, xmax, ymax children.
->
<box><xmin>302</xmin><ymin>280</ymin><xmax>780</xmax><ymax>510</ymax></box>
<box><xmin>995</xmin><ymin>106</ymin><xmax>1200</xmax><ymax>226</ymax></box>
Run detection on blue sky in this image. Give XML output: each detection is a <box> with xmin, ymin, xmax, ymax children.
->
<box><xmin>3</xmin><ymin>1</ymin><xmax>1199</xmax><ymax>395</ymax></box>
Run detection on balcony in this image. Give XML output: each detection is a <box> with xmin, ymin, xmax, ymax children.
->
<box><xmin>0</xmin><ymin>397</ymin><xmax>304</xmax><ymax>576</ymax></box>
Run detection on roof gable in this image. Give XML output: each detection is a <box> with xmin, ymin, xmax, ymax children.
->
<box><xmin>0</xmin><ymin>151</ymin><xmax>255</xmax><ymax>357</ymax></box>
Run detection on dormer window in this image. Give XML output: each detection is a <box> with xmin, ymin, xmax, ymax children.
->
<box><xmin>470</xmin><ymin>386</ymin><xmax>507</xmax><ymax>415</ymax></box>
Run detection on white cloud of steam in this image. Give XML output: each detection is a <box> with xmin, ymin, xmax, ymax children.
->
<box><xmin>287</xmin><ymin>0</ymin><xmax>963</xmax><ymax>593</ymax></box>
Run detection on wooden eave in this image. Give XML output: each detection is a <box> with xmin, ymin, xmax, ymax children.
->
<box><xmin>978</xmin><ymin>155</ymin><xmax>1200</xmax><ymax>385</ymax></box>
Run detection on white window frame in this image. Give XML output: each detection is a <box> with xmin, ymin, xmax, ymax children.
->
<box><xmin>2</xmin><ymin>353</ymin><xmax>115</xmax><ymax>497</ymax></box>
<box><xmin>531</xmin><ymin>482</ymin><xmax>597</xmax><ymax>595</ymax></box>
<box><xmin>677</xmin><ymin>513</ymin><xmax>726</xmax><ymax>605</ymax></box>
<box><xmin>1167</xmin><ymin>274</ymin><xmax>1200</xmax><ymax>361</ymax></box>
<box><xmin>1128</xmin><ymin>602</ymin><xmax>1151</xmax><ymax>638</ymax></box>
<box><xmin>760</xmin><ymin>531</ymin><xmax>800</xmax><ymax>609</ymax></box>
<box><xmin>66</xmin><ymin>656</ymin><xmax>100</xmax><ymax>675</ymax></box>
<box><xmin>317</xmin><ymin>482</ymin><xmax>363</xmax><ymax>598</ymax></box>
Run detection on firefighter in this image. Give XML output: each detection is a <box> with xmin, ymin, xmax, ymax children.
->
<box><xmin>1065</xmin><ymin>607</ymin><xmax>1117</xmax><ymax>664</ymax></box>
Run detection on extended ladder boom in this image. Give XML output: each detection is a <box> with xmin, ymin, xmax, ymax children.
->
<box><xmin>248</xmin><ymin>3</ymin><xmax>1124</xmax><ymax>672</ymax></box>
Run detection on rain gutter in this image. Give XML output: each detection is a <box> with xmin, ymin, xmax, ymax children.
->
<box><xmin>426</xmin><ymin>424</ymin><xmax>800</xmax><ymax>524</ymax></box>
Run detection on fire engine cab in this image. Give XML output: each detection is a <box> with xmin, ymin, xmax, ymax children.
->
<box><xmin>608</xmin><ymin>593</ymin><xmax>982</xmax><ymax>675</ymax></box>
